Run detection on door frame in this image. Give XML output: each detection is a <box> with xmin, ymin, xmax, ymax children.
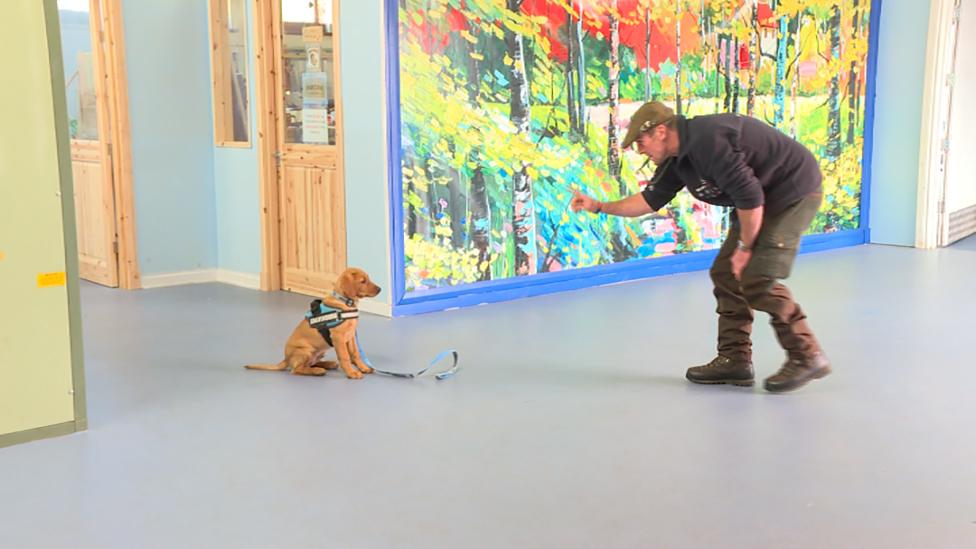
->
<box><xmin>916</xmin><ymin>0</ymin><xmax>961</xmax><ymax>249</ymax></box>
<box><xmin>99</xmin><ymin>0</ymin><xmax>140</xmax><ymax>288</ymax></box>
<box><xmin>253</xmin><ymin>0</ymin><xmax>346</xmax><ymax>291</ymax></box>
<box><xmin>77</xmin><ymin>0</ymin><xmax>140</xmax><ymax>287</ymax></box>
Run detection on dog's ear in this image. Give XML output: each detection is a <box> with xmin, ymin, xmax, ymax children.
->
<box><xmin>336</xmin><ymin>269</ymin><xmax>357</xmax><ymax>299</ymax></box>
<box><xmin>353</xmin><ymin>269</ymin><xmax>372</xmax><ymax>297</ymax></box>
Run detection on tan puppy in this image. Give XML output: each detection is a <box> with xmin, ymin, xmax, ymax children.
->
<box><xmin>245</xmin><ymin>267</ymin><xmax>381</xmax><ymax>379</ymax></box>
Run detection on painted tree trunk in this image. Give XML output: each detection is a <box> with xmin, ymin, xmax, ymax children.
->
<box><xmin>675</xmin><ymin>0</ymin><xmax>683</xmax><ymax>115</ymax></box>
<box><xmin>463</xmin><ymin>24</ymin><xmax>491</xmax><ymax>280</ymax></box>
<box><xmin>468</xmin><ymin>165</ymin><xmax>491</xmax><ymax>281</ymax></box>
<box><xmin>505</xmin><ymin>0</ymin><xmax>537</xmax><ymax>276</ymax></box>
<box><xmin>566</xmin><ymin>18</ymin><xmax>578</xmax><ymax>133</ymax></box>
<box><xmin>418</xmin><ymin>164</ymin><xmax>434</xmax><ymax>239</ymax></box>
<box><xmin>701</xmin><ymin>3</ymin><xmax>711</xmax><ymax>104</ymax></box>
<box><xmin>732</xmin><ymin>36</ymin><xmax>740</xmax><ymax>113</ymax></box>
<box><xmin>645</xmin><ymin>7</ymin><xmax>653</xmax><ymax>101</ymax></box>
<box><xmin>791</xmin><ymin>15</ymin><xmax>800</xmax><ymax>138</ymax></box>
<box><xmin>855</xmin><ymin>0</ymin><xmax>864</xmax><ymax>138</ymax></box>
<box><xmin>608</xmin><ymin>6</ymin><xmax>623</xmax><ymax>187</ymax></box>
<box><xmin>723</xmin><ymin>36</ymin><xmax>732</xmax><ymax>112</ymax></box>
<box><xmin>774</xmin><ymin>1</ymin><xmax>788</xmax><ymax>127</ymax></box>
<box><xmin>407</xmin><ymin>177</ymin><xmax>421</xmax><ymax>237</ymax></box>
<box><xmin>714</xmin><ymin>35</ymin><xmax>721</xmax><ymax>112</ymax></box>
<box><xmin>576</xmin><ymin>0</ymin><xmax>587</xmax><ymax>133</ymax></box>
<box><xmin>447</xmin><ymin>166</ymin><xmax>465</xmax><ymax>249</ymax></box>
<box><xmin>827</xmin><ymin>4</ymin><xmax>842</xmax><ymax>161</ymax></box>
<box><xmin>747</xmin><ymin>3</ymin><xmax>758</xmax><ymax>116</ymax></box>
<box><xmin>847</xmin><ymin>0</ymin><xmax>860</xmax><ymax>144</ymax></box>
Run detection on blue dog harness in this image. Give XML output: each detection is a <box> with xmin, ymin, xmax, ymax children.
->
<box><xmin>305</xmin><ymin>293</ymin><xmax>359</xmax><ymax>346</ymax></box>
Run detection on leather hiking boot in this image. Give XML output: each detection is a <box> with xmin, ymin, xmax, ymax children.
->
<box><xmin>764</xmin><ymin>353</ymin><xmax>832</xmax><ymax>393</ymax></box>
<box><xmin>686</xmin><ymin>355</ymin><xmax>755</xmax><ymax>386</ymax></box>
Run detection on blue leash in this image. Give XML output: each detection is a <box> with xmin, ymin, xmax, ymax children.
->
<box><xmin>355</xmin><ymin>334</ymin><xmax>460</xmax><ymax>380</ymax></box>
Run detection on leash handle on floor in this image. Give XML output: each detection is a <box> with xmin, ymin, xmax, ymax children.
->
<box><xmin>355</xmin><ymin>334</ymin><xmax>459</xmax><ymax>380</ymax></box>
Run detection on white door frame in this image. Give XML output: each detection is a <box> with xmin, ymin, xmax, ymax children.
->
<box><xmin>916</xmin><ymin>0</ymin><xmax>962</xmax><ymax>249</ymax></box>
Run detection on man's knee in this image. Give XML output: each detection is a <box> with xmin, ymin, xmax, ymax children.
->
<box><xmin>739</xmin><ymin>270</ymin><xmax>775</xmax><ymax>309</ymax></box>
<box><xmin>710</xmin><ymin>261</ymin><xmax>733</xmax><ymax>286</ymax></box>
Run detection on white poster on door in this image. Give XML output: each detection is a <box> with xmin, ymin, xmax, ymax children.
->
<box><xmin>302</xmin><ymin>71</ymin><xmax>329</xmax><ymax>144</ymax></box>
<box><xmin>303</xmin><ymin>109</ymin><xmax>329</xmax><ymax>144</ymax></box>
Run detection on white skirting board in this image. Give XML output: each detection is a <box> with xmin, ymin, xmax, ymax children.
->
<box><xmin>140</xmin><ymin>269</ymin><xmax>219</xmax><ymax>289</ymax></box>
<box><xmin>216</xmin><ymin>269</ymin><xmax>261</xmax><ymax>290</ymax></box>
<box><xmin>139</xmin><ymin>270</ymin><xmax>393</xmax><ymax>317</ymax></box>
<box><xmin>141</xmin><ymin>269</ymin><xmax>260</xmax><ymax>290</ymax></box>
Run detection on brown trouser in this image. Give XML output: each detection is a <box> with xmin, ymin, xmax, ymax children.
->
<box><xmin>710</xmin><ymin>193</ymin><xmax>823</xmax><ymax>361</ymax></box>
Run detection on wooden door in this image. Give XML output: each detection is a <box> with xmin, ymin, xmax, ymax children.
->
<box><xmin>270</xmin><ymin>0</ymin><xmax>346</xmax><ymax>296</ymax></box>
<box><xmin>61</xmin><ymin>0</ymin><xmax>119</xmax><ymax>287</ymax></box>
<box><xmin>70</xmin><ymin>140</ymin><xmax>117</xmax><ymax>286</ymax></box>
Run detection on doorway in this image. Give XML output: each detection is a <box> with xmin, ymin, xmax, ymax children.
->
<box><xmin>56</xmin><ymin>0</ymin><xmax>139</xmax><ymax>288</ymax></box>
<box><xmin>253</xmin><ymin>0</ymin><xmax>347</xmax><ymax>295</ymax></box>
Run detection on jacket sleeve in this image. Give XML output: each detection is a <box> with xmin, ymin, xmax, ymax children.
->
<box><xmin>698</xmin><ymin>130</ymin><xmax>764</xmax><ymax>209</ymax></box>
<box><xmin>640</xmin><ymin>159</ymin><xmax>684</xmax><ymax>211</ymax></box>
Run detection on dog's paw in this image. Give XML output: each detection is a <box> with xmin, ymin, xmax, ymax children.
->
<box><xmin>345</xmin><ymin>369</ymin><xmax>364</xmax><ymax>379</ymax></box>
<box><xmin>356</xmin><ymin>362</ymin><xmax>374</xmax><ymax>374</ymax></box>
<box><xmin>309</xmin><ymin>367</ymin><xmax>327</xmax><ymax>376</ymax></box>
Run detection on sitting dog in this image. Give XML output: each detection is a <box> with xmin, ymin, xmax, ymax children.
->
<box><xmin>245</xmin><ymin>267</ymin><xmax>381</xmax><ymax>379</ymax></box>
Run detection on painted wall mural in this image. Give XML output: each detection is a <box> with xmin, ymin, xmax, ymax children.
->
<box><xmin>396</xmin><ymin>0</ymin><xmax>873</xmax><ymax>293</ymax></box>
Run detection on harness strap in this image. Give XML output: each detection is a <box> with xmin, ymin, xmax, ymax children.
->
<box><xmin>308</xmin><ymin>309</ymin><xmax>359</xmax><ymax>326</ymax></box>
<box><xmin>306</xmin><ymin>299</ymin><xmax>359</xmax><ymax>346</ymax></box>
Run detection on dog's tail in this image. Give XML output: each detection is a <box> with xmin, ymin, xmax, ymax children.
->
<box><xmin>244</xmin><ymin>361</ymin><xmax>287</xmax><ymax>371</ymax></box>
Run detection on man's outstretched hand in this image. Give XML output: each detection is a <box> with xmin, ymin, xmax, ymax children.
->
<box><xmin>571</xmin><ymin>190</ymin><xmax>601</xmax><ymax>214</ymax></box>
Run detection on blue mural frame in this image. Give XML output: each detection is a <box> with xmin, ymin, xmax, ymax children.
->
<box><xmin>385</xmin><ymin>0</ymin><xmax>883</xmax><ymax>317</ymax></box>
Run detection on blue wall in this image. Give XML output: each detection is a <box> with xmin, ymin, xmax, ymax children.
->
<box><xmin>214</xmin><ymin>149</ymin><xmax>260</xmax><ymax>274</ymax></box>
<box><xmin>122</xmin><ymin>0</ymin><xmax>217</xmax><ymax>275</ymax></box>
<box><xmin>869</xmin><ymin>0</ymin><xmax>930</xmax><ymax>246</ymax></box>
<box><xmin>340</xmin><ymin>1</ymin><xmax>392</xmax><ymax>297</ymax></box>
<box><xmin>213</xmin><ymin>1</ymin><xmax>261</xmax><ymax>276</ymax></box>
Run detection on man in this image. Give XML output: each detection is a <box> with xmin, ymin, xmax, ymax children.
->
<box><xmin>571</xmin><ymin>101</ymin><xmax>830</xmax><ymax>393</ymax></box>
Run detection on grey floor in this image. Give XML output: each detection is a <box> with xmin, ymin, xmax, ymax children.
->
<box><xmin>2</xmin><ymin>238</ymin><xmax>976</xmax><ymax>548</ymax></box>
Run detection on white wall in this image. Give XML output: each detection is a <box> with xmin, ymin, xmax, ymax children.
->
<box><xmin>122</xmin><ymin>0</ymin><xmax>217</xmax><ymax>277</ymax></box>
<box><xmin>944</xmin><ymin>0</ymin><xmax>976</xmax><ymax>214</ymax></box>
